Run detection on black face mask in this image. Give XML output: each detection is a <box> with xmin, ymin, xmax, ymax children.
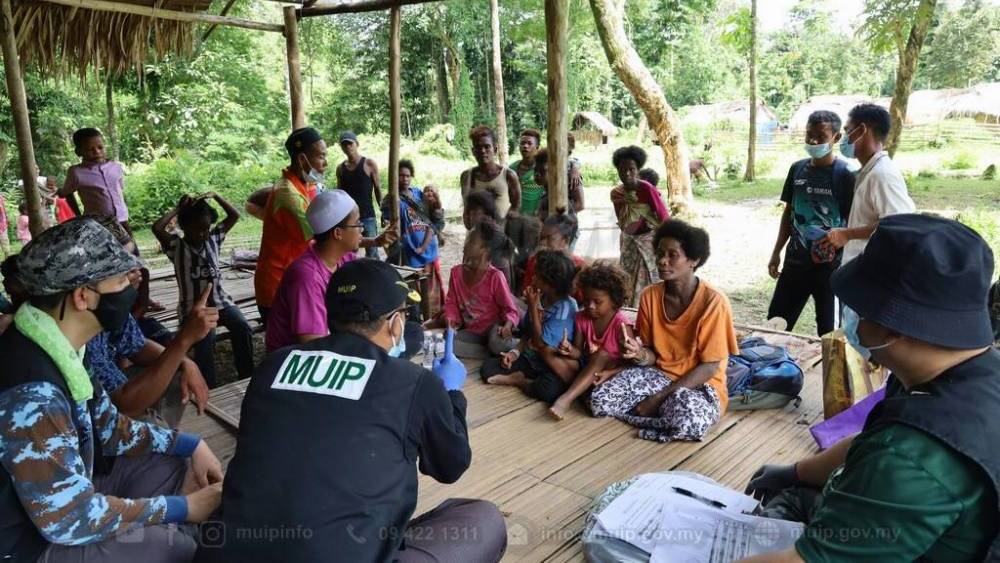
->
<box><xmin>87</xmin><ymin>285</ymin><xmax>138</xmax><ymax>333</ymax></box>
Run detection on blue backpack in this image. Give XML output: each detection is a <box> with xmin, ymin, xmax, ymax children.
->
<box><xmin>727</xmin><ymin>337</ymin><xmax>804</xmax><ymax>410</ymax></box>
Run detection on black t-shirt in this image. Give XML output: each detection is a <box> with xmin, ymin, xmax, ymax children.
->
<box><xmin>780</xmin><ymin>159</ymin><xmax>854</xmax><ymax>266</ymax></box>
<box><xmin>340</xmin><ymin>157</ymin><xmax>377</xmax><ymax>219</ymax></box>
<box><xmin>198</xmin><ymin>332</ymin><xmax>471</xmax><ymax>563</ymax></box>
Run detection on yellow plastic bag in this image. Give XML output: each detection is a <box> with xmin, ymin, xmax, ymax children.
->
<box><xmin>821</xmin><ymin>329</ymin><xmax>887</xmax><ymax>419</ymax></box>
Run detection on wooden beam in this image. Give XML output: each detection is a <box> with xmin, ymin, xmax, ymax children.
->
<box><xmin>35</xmin><ymin>0</ymin><xmax>284</xmax><ymax>33</ymax></box>
<box><xmin>300</xmin><ymin>0</ymin><xmax>440</xmax><ymax>17</ymax></box>
<box><xmin>200</xmin><ymin>0</ymin><xmax>239</xmax><ymax>42</ymax></box>
<box><xmin>283</xmin><ymin>6</ymin><xmax>306</xmax><ymax>129</ymax></box>
<box><xmin>544</xmin><ymin>0</ymin><xmax>569</xmax><ymax>214</ymax></box>
<box><xmin>387</xmin><ymin>5</ymin><xmax>402</xmax><ymax>250</ymax></box>
<box><xmin>0</xmin><ymin>0</ymin><xmax>44</xmax><ymax>236</ymax></box>
<box><xmin>489</xmin><ymin>0</ymin><xmax>509</xmax><ymax>165</ymax></box>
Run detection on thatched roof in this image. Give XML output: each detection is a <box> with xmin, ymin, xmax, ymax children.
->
<box><xmin>572</xmin><ymin>111</ymin><xmax>618</xmax><ymax>136</ymax></box>
<box><xmin>789</xmin><ymin>84</ymin><xmax>1000</xmax><ymax>130</ymax></box>
<box><xmin>13</xmin><ymin>0</ymin><xmax>213</xmax><ymax>78</ymax></box>
<box><xmin>679</xmin><ymin>100</ymin><xmax>779</xmax><ymax>127</ymax></box>
<box><xmin>787</xmin><ymin>94</ymin><xmax>883</xmax><ymax>131</ymax></box>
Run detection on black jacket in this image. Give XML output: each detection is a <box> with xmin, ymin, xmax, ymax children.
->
<box><xmin>197</xmin><ymin>331</ymin><xmax>471</xmax><ymax>563</ymax></box>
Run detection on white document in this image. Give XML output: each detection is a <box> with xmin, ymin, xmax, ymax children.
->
<box><xmin>595</xmin><ymin>473</ymin><xmax>761</xmax><ymax>554</ymax></box>
<box><xmin>650</xmin><ymin>501</ymin><xmax>804</xmax><ymax>563</ymax></box>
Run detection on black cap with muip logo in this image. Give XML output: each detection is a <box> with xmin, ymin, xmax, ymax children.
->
<box><xmin>326</xmin><ymin>258</ymin><xmax>421</xmax><ymax>325</ymax></box>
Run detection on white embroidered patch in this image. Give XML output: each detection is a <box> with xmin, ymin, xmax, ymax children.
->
<box><xmin>271</xmin><ymin>351</ymin><xmax>375</xmax><ymax>400</ymax></box>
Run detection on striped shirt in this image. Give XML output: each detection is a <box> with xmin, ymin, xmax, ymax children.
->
<box><xmin>163</xmin><ymin>226</ymin><xmax>234</xmax><ymax>319</ymax></box>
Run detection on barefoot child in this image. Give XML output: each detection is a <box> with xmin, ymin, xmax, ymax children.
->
<box><xmin>153</xmin><ymin>193</ymin><xmax>255</xmax><ymax>386</ymax></box>
<box><xmin>481</xmin><ymin>250</ymin><xmax>579</xmax><ymax>404</ymax></box>
<box><xmin>425</xmin><ymin>222</ymin><xmax>519</xmax><ymax>359</ymax></box>
<box><xmin>548</xmin><ymin>262</ymin><xmax>633</xmax><ymax>420</ymax></box>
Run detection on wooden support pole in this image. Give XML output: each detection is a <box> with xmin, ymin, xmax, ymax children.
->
<box><xmin>201</xmin><ymin>0</ymin><xmax>240</xmax><ymax>42</ymax></box>
<box><xmin>388</xmin><ymin>5</ymin><xmax>402</xmax><ymax>247</ymax></box>
<box><xmin>489</xmin><ymin>0</ymin><xmax>509</xmax><ymax>165</ymax></box>
<box><xmin>283</xmin><ymin>6</ymin><xmax>306</xmax><ymax>129</ymax></box>
<box><xmin>0</xmin><ymin>0</ymin><xmax>44</xmax><ymax>236</ymax></box>
<box><xmin>36</xmin><ymin>0</ymin><xmax>284</xmax><ymax>33</ymax></box>
<box><xmin>544</xmin><ymin>0</ymin><xmax>569</xmax><ymax>213</ymax></box>
<box><xmin>301</xmin><ymin>0</ymin><xmax>441</xmax><ymax>17</ymax></box>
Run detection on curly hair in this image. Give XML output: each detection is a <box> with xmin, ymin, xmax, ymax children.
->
<box><xmin>542</xmin><ymin>211</ymin><xmax>578</xmax><ymax>243</ymax></box>
<box><xmin>653</xmin><ymin>219</ymin><xmax>711</xmax><ymax>270</ymax></box>
<box><xmin>578</xmin><ymin>260</ymin><xmax>631</xmax><ymax>309</ymax></box>
<box><xmin>533</xmin><ymin>249</ymin><xmax>577</xmax><ymax>298</ymax></box>
<box><xmin>806</xmin><ymin>110</ymin><xmax>842</xmax><ymax>135</ymax></box>
<box><xmin>520</xmin><ymin>128</ymin><xmax>542</xmax><ymax>146</ymax></box>
<box><xmin>464</xmin><ymin>191</ymin><xmax>500</xmax><ymax>222</ymax></box>
<box><xmin>638</xmin><ymin>168</ymin><xmax>659</xmax><ymax>187</ymax></box>
<box><xmin>398</xmin><ymin>159</ymin><xmax>415</xmax><ymax>176</ymax></box>
<box><xmin>72</xmin><ymin>127</ymin><xmax>102</xmax><ymax>149</ymax></box>
<box><xmin>469</xmin><ymin>125</ymin><xmax>497</xmax><ymax>145</ymax></box>
<box><xmin>534</xmin><ymin>148</ymin><xmax>549</xmax><ymax>168</ymax></box>
<box><xmin>612</xmin><ymin>145</ymin><xmax>647</xmax><ymax>169</ymax></box>
<box><xmin>177</xmin><ymin>197</ymin><xmax>219</xmax><ymax>228</ymax></box>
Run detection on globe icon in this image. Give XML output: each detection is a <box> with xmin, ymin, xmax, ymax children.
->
<box><xmin>753</xmin><ymin>519</ymin><xmax>783</xmax><ymax>548</ymax></box>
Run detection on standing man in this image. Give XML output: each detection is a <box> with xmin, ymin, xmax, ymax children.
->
<box><xmin>0</xmin><ymin>219</ymin><xmax>223</xmax><ymax>562</ymax></box>
<box><xmin>766</xmin><ymin>110</ymin><xmax>855</xmax><ymax>336</ymax></box>
<box><xmin>252</xmin><ymin>127</ymin><xmax>327</xmax><ymax>324</ymax></box>
<box><xmin>821</xmin><ymin>103</ymin><xmax>915</xmax><ymax>263</ymax></box>
<box><xmin>512</xmin><ymin>128</ymin><xmax>545</xmax><ymax>216</ymax></box>
<box><xmin>198</xmin><ymin>260</ymin><xmax>507</xmax><ymax>563</ymax></box>
<box><xmin>460</xmin><ymin>125</ymin><xmax>521</xmax><ymax>219</ymax></box>
<box><xmin>336</xmin><ymin>131</ymin><xmax>383</xmax><ymax>259</ymax></box>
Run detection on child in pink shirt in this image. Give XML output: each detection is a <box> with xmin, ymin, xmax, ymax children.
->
<box><xmin>548</xmin><ymin>261</ymin><xmax>635</xmax><ymax>420</ymax></box>
<box><xmin>16</xmin><ymin>203</ymin><xmax>31</xmax><ymax>244</ymax></box>
<box><xmin>427</xmin><ymin>222</ymin><xmax>519</xmax><ymax>359</ymax></box>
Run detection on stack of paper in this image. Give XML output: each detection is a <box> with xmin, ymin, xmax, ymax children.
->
<box><xmin>594</xmin><ymin>473</ymin><xmax>804</xmax><ymax>562</ymax></box>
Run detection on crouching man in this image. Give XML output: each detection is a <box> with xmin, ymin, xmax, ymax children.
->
<box><xmin>198</xmin><ymin>259</ymin><xmax>507</xmax><ymax>562</ymax></box>
<box><xmin>743</xmin><ymin>214</ymin><xmax>999</xmax><ymax>562</ymax></box>
<box><xmin>0</xmin><ymin>219</ymin><xmax>223</xmax><ymax>563</ymax></box>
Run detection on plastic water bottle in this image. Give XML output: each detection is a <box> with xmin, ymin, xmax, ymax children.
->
<box><xmin>421</xmin><ymin>333</ymin><xmax>434</xmax><ymax>369</ymax></box>
<box><xmin>434</xmin><ymin>333</ymin><xmax>445</xmax><ymax>359</ymax></box>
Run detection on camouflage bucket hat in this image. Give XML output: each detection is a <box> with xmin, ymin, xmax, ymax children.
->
<box><xmin>17</xmin><ymin>218</ymin><xmax>142</xmax><ymax>296</ymax></box>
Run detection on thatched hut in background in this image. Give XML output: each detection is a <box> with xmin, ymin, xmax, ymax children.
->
<box><xmin>571</xmin><ymin>111</ymin><xmax>618</xmax><ymax>145</ymax></box>
<box><xmin>679</xmin><ymin>100</ymin><xmax>779</xmax><ymax>128</ymax></box>
<box><xmin>786</xmin><ymin>95</ymin><xmax>881</xmax><ymax>132</ymax></box>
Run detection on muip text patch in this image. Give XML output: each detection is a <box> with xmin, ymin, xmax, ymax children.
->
<box><xmin>272</xmin><ymin>351</ymin><xmax>375</xmax><ymax>400</ymax></box>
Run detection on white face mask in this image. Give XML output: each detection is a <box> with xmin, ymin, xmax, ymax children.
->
<box><xmin>301</xmin><ymin>155</ymin><xmax>325</xmax><ymax>185</ymax></box>
<box><xmin>387</xmin><ymin>312</ymin><xmax>406</xmax><ymax>358</ymax></box>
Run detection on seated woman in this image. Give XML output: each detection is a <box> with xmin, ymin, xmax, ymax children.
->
<box><xmin>589</xmin><ymin>219</ymin><xmax>738</xmax><ymax>443</ymax></box>
<box><xmin>480</xmin><ymin>250</ymin><xmax>579</xmax><ymax>403</ymax></box>
<box><xmin>425</xmin><ymin>222</ymin><xmax>520</xmax><ymax>359</ymax></box>
<box><xmin>548</xmin><ymin>261</ymin><xmax>634</xmax><ymax>421</ymax></box>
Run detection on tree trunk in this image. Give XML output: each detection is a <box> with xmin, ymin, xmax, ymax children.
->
<box><xmin>588</xmin><ymin>0</ymin><xmax>692</xmax><ymax>212</ymax></box>
<box><xmin>490</xmin><ymin>0</ymin><xmax>509</xmax><ymax>165</ymax></box>
<box><xmin>284</xmin><ymin>6</ymin><xmax>306</xmax><ymax>130</ymax></box>
<box><xmin>435</xmin><ymin>50</ymin><xmax>451</xmax><ymax>120</ymax></box>
<box><xmin>388</xmin><ymin>6</ymin><xmax>402</xmax><ymax>252</ymax></box>
<box><xmin>885</xmin><ymin>0</ymin><xmax>937</xmax><ymax>157</ymax></box>
<box><xmin>743</xmin><ymin>0</ymin><xmax>757</xmax><ymax>182</ymax></box>
<box><xmin>105</xmin><ymin>73</ymin><xmax>120</xmax><ymax>162</ymax></box>
<box><xmin>545</xmin><ymin>0</ymin><xmax>569</xmax><ymax>213</ymax></box>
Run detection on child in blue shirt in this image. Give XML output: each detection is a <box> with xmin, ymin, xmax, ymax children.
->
<box><xmin>482</xmin><ymin>249</ymin><xmax>579</xmax><ymax>403</ymax></box>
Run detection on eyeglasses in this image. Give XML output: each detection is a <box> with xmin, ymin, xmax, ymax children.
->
<box><xmin>338</xmin><ymin>223</ymin><xmax>365</xmax><ymax>230</ymax></box>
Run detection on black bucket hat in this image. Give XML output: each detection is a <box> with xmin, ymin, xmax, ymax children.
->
<box><xmin>831</xmin><ymin>213</ymin><xmax>995</xmax><ymax>349</ymax></box>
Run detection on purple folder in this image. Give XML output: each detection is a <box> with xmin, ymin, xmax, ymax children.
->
<box><xmin>809</xmin><ymin>388</ymin><xmax>886</xmax><ymax>450</ymax></box>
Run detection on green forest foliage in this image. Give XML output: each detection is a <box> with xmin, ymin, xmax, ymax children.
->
<box><xmin>0</xmin><ymin>0</ymin><xmax>997</xmax><ymax>224</ymax></box>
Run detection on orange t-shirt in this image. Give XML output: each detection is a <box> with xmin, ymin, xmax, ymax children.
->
<box><xmin>254</xmin><ymin>170</ymin><xmax>317</xmax><ymax>308</ymax></box>
<box><xmin>634</xmin><ymin>280</ymin><xmax>739</xmax><ymax>412</ymax></box>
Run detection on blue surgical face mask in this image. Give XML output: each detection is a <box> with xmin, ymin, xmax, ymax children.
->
<box><xmin>387</xmin><ymin>312</ymin><xmax>406</xmax><ymax>358</ymax></box>
<box><xmin>842</xmin><ymin>307</ymin><xmax>897</xmax><ymax>360</ymax></box>
<box><xmin>804</xmin><ymin>142</ymin><xmax>833</xmax><ymax>159</ymax></box>
<box><xmin>301</xmin><ymin>155</ymin><xmax>325</xmax><ymax>185</ymax></box>
<box><xmin>839</xmin><ymin>126</ymin><xmax>863</xmax><ymax>159</ymax></box>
